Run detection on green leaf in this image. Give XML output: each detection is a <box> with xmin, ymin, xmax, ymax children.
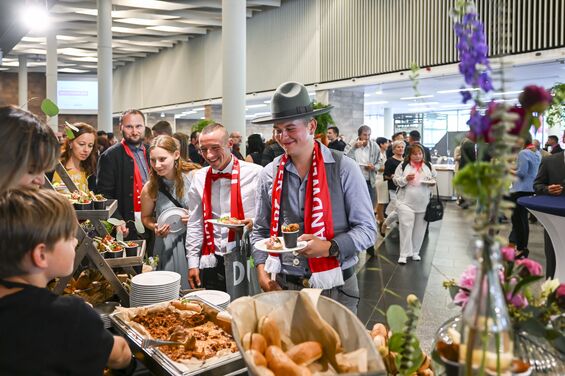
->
<box><xmin>519</xmin><ymin>318</ymin><xmax>547</xmax><ymax>337</ymax></box>
<box><xmin>386</xmin><ymin>304</ymin><xmax>408</xmax><ymax>333</ymax></box>
<box><xmin>65</xmin><ymin>127</ymin><xmax>75</xmax><ymax>140</ymax></box>
<box><xmin>512</xmin><ymin>275</ymin><xmax>543</xmax><ymax>296</ymax></box>
<box><xmin>107</xmin><ymin>218</ymin><xmax>126</xmax><ymax>226</ymax></box>
<box><xmin>388</xmin><ymin>332</ymin><xmax>404</xmax><ymax>352</ymax></box>
<box><xmin>405</xmin><ymin>349</ymin><xmax>424</xmax><ymax>375</ymax></box>
<box><xmin>101</xmin><ymin>220</ymin><xmax>113</xmax><ymax>234</ymax></box>
<box><xmin>40</xmin><ymin>98</ymin><xmax>59</xmax><ymax>117</ymax></box>
<box><xmin>134</xmin><ymin>216</ymin><xmax>145</xmax><ymax>234</ymax></box>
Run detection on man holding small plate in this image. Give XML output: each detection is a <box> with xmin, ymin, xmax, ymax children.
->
<box><xmin>250</xmin><ymin>81</ymin><xmax>377</xmax><ymax>313</ymax></box>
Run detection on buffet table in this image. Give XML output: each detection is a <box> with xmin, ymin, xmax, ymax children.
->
<box><xmin>432</xmin><ymin>164</ymin><xmax>456</xmax><ymax>200</ymax></box>
<box><xmin>517</xmin><ymin>195</ymin><xmax>565</xmax><ymax>281</ymax></box>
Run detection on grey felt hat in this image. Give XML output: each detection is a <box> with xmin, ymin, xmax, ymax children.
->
<box><xmin>251</xmin><ymin>81</ymin><xmax>333</xmax><ymax>124</ymax></box>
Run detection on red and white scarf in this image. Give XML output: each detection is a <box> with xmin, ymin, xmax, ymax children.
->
<box><xmin>200</xmin><ymin>158</ymin><xmax>244</xmax><ymax>268</ymax></box>
<box><xmin>265</xmin><ymin>142</ymin><xmax>344</xmax><ymax>289</ymax></box>
<box><xmin>121</xmin><ymin>139</ymin><xmax>146</xmax><ymax>213</ymax></box>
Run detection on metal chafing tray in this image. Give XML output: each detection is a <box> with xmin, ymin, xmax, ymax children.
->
<box><xmin>109</xmin><ymin>298</ymin><xmax>246</xmax><ymax>376</ymax></box>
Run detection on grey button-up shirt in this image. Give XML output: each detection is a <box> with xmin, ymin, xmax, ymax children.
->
<box><xmin>251</xmin><ymin>144</ymin><xmax>377</xmax><ymax>276</ymax></box>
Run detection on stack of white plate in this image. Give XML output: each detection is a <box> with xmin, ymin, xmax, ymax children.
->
<box><xmin>130</xmin><ymin>271</ymin><xmax>181</xmax><ymax>307</ymax></box>
<box><xmin>183</xmin><ymin>290</ymin><xmax>231</xmax><ymax>310</ymax></box>
<box><xmin>94</xmin><ymin>302</ymin><xmax>120</xmax><ymax>329</ymax></box>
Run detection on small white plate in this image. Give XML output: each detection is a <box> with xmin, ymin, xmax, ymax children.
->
<box><xmin>206</xmin><ymin>218</ymin><xmax>245</xmax><ymax>229</ymax></box>
<box><xmin>420</xmin><ymin>180</ymin><xmax>436</xmax><ymax>185</ymax></box>
<box><xmin>131</xmin><ymin>271</ymin><xmax>181</xmax><ymax>287</ymax></box>
<box><xmin>157</xmin><ymin>207</ymin><xmax>188</xmax><ymax>234</ymax></box>
<box><xmin>183</xmin><ymin>290</ymin><xmax>231</xmax><ymax>307</ymax></box>
<box><xmin>254</xmin><ymin>237</ymin><xmax>307</xmax><ymax>253</ymax></box>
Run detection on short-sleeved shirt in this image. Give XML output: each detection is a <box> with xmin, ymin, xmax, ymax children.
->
<box><xmin>0</xmin><ymin>285</ymin><xmax>114</xmax><ymax>375</ymax></box>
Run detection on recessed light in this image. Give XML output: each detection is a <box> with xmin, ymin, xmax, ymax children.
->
<box><xmin>400</xmin><ymin>95</ymin><xmax>434</xmax><ymax>100</ymax></box>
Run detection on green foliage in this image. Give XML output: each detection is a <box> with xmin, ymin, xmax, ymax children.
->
<box><xmin>386</xmin><ymin>296</ymin><xmax>424</xmax><ymax>376</ymax></box>
<box><xmin>452</xmin><ymin>162</ymin><xmax>510</xmax><ymax>208</ymax></box>
<box><xmin>409</xmin><ymin>63</ymin><xmax>421</xmax><ymax>97</ymax></box>
<box><xmin>40</xmin><ymin>98</ymin><xmax>59</xmax><ymax>117</ymax></box>
<box><xmin>191</xmin><ymin>118</ymin><xmax>215</xmax><ymax>133</ymax></box>
<box><xmin>546</xmin><ymin>82</ymin><xmax>565</xmax><ymax>128</ymax></box>
<box><xmin>312</xmin><ymin>101</ymin><xmax>334</xmax><ymax>134</ymax></box>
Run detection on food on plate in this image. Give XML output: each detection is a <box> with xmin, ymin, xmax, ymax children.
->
<box><xmin>286</xmin><ymin>341</ymin><xmax>323</xmax><ymax>366</ymax></box>
<box><xmin>281</xmin><ymin>223</ymin><xmax>299</xmax><ymax>232</ymax></box>
<box><xmin>265</xmin><ymin>346</ymin><xmax>312</xmax><ymax>376</ymax></box>
<box><xmin>265</xmin><ymin>236</ymin><xmax>284</xmax><ymax>251</ymax></box>
<box><xmin>126</xmin><ymin>301</ymin><xmax>238</xmax><ymax>362</ymax></box>
<box><xmin>218</xmin><ymin>215</ymin><xmax>241</xmax><ymax>225</ymax></box>
<box><xmin>258</xmin><ymin>316</ymin><xmax>282</xmax><ymax>348</ymax></box>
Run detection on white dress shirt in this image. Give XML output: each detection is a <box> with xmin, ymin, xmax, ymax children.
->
<box><xmin>186</xmin><ymin>157</ymin><xmax>263</xmax><ymax>269</ymax></box>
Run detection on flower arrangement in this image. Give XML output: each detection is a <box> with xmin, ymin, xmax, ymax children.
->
<box><xmin>444</xmin><ymin>246</ymin><xmax>565</xmax><ymax>353</ymax></box>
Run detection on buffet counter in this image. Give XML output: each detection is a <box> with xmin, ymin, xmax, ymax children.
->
<box><xmin>432</xmin><ymin>164</ymin><xmax>456</xmax><ymax>200</ymax></box>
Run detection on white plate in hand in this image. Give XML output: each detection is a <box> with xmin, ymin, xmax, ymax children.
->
<box><xmin>157</xmin><ymin>207</ymin><xmax>188</xmax><ymax>234</ymax></box>
<box><xmin>420</xmin><ymin>180</ymin><xmax>436</xmax><ymax>185</ymax></box>
<box><xmin>254</xmin><ymin>237</ymin><xmax>307</xmax><ymax>253</ymax></box>
<box><xmin>206</xmin><ymin>218</ymin><xmax>245</xmax><ymax>229</ymax></box>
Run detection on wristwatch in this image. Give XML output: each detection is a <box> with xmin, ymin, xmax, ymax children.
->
<box><xmin>328</xmin><ymin>240</ymin><xmax>340</xmax><ymax>258</ymax></box>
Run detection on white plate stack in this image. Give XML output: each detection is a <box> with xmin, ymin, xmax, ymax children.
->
<box><xmin>94</xmin><ymin>302</ymin><xmax>120</xmax><ymax>329</ymax></box>
<box><xmin>183</xmin><ymin>290</ymin><xmax>231</xmax><ymax>310</ymax></box>
<box><xmin>130</xmin><ymin>271</ymin><xmax>181</xmax><ymax>307</ymax></box>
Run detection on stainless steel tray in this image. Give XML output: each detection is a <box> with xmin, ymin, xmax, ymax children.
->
<box><xmin>110</xmin><ymin>298</ymin><xmax>246</xmax><ymax>376</ymax></box>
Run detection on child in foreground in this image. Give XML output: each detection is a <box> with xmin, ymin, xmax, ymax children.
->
<box><xmin>0</xmin><ymin>189</ymin><xmax>132</xmax><ymax>375</ymax></box>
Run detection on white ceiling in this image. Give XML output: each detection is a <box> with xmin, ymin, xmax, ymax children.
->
<box><xmin>0</xmin><ymin>0</ymin><xmax>281</xmax><ymax>73</ymax></box>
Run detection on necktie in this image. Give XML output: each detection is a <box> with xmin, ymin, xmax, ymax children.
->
<box><xmin>211</xmin><ymin>173</ymin><xmax>231</xmax><ymax>182</ymax></box>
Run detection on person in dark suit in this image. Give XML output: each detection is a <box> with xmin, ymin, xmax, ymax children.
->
<box><xmin>545</xmin><ymin>135</ymin><xmax>563</xmax><ymax>154</ymax></box>
<box><xmin>189</xmin><ymin>131</ymin><xmax>206</xmax><ymax>165</ymax></box>
<box><xmin>327</xmin><ymin>126</ymin><xmax>346</xmax><ymax>151</ymax></box>
<box><xmin>96</xmin><ymin>109</ymin><xmax>151</xmax><ymax>240</ymax></box>
<box><xmin>533</xmin><ymin>146</ymin><xmax>565</xmax><ymax>279</ymax></box>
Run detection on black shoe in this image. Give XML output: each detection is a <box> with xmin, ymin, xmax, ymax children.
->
<box><xmin>366</xmin><ymin>246</ymin><xmax>375</xmax><ymax>257</ymax></box>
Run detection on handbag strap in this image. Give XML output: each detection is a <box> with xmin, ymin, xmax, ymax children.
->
<box><xmin>159</xmin><ymin>185</ymin><xmax>183</xmax><ymax>208</ymax></box>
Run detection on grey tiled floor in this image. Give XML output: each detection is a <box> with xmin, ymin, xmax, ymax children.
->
<box><xmin>356</xmin><ymin>201</ymin><xmax>547</xmax><ymax>353</ymax></box>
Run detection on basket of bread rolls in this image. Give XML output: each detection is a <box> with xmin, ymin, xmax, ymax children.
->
<box><xmin>228</xmin><ymin>289</ymin><xmax>386</xmax><ymax>375</ymax></box>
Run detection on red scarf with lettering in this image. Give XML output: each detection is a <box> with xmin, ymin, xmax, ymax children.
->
<box><xmin>265</xmin><ymin>142</ymin><xmax>344</xmax><ymax>289</ymax></box>
<box><xmin>200</xmin><ymin>158</ymin><xmax>244</xmax><ymax>268</ymax></box>
<box><xmin>121</xmin><ymin>139</ymin><xmax>146</xmax><ymax>213</ymax></box>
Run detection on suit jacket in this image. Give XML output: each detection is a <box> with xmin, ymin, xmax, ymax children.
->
<box><xmin>533</xmin><ymin>151</ymin><xmax>565</xmax><ymax>195</ymax></box>
<box><xmin>96</xmin><ymin>142</ymin><xmax>150</xmax><ymax>223</ymax></box>
<box><xmin>550</xmin><ymin>144</ymin><xmax>563</xmax><ymax>154</ymax></box>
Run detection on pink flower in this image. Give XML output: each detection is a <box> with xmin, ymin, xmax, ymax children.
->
<box><xmin>557</xmin><ymin>283</ymin><xmax>565</xmax><ymax>298</ymax></box>
<box><xmin>459</xmin><ymin>265</ymin><xmax>478</xmax><ymax>290</ymax></box>
<box><xmin>515</xmin><ymin>259</ymin><xmax>543</xmax><ymax>277</ymax></box>
<box><xmin>454</xmin><ymin>290</ymin><xmax>470</xmax><ymax>307</ymax></box>
<box><xmin>518</xmin><ymin>85</ymin><xmax>552</xmax><ymax>111</ymax></box>
<box><xmin>507</xmin><ymin>292</ymin><xmax>528</xmax><ymax>308</ymax></box>
<box><xmin>501</xmin><ymin>246</ymin><xmax>516</xmax><ymax>262</ymax></box>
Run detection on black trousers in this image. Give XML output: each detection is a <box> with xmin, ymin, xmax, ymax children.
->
<box><xmin>201</xmin><ymin>255</ymin><xmax>227</xmax><ymax>292</ymax></box>
<box><xmin>508</xmin><ymin>191</ymin><xmax>533</xmax><ymax>250</ymax></box>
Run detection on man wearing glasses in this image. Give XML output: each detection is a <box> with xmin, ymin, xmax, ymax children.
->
<box><xmin>186</xmin><ymin>123</ymin><xmax>262</xmax><ymax>291</ymax></box>
<box><xmin>97</xmin><ymin>109</ymin><xmax>151</xmax><ymax>239</ymax></box>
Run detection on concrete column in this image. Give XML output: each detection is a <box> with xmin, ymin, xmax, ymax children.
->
<box><xmin>97</xmin><ymin>0</ymin><xmax>112</xmax><ymax>132</ymax></box>
<box><xmin>18</xmin><ymin>55</ymin><xmax>28</xmax><ymax>109</ymax></box>
<box><xmin>46</xmin><ymin>30</ymin><xmax>58</xmax><ymax>130</ymax></box>
<box><xmin>384</xmin><ymin>107</ymin><xmax>394</xmax><ymax>138</ymax></box>
<box><xmin>222</xmin><ymin>0</ymin><xmax>246</xmax><ymax>154</ymax></box>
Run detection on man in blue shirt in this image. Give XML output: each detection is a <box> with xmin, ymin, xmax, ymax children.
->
<box><xmin>250</xmin><ymin>82</ymin><xmax>377</xmax><ymax>313</ymax></box>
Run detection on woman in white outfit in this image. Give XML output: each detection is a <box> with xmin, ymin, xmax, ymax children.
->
<box><xmin>383</xmin><ymin>140</ymin><xmax>406</xmax><ymax>232</ymax></box>
<box><xmin>393</xmin><ymin>143</ymin><xmax>437</xmax><ymax>264</ymax></box>
<box><xmin>375</xmin><ymin>137</ymin><xmax>390</xmax><ymax>234</ymax></box>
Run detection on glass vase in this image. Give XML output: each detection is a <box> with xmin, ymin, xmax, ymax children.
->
<box><xmin>459</xmin><ymin>240</ymin><xmax>514</xmax><ymax>375</ymax></box>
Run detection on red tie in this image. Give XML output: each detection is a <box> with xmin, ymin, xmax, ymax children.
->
<box><xmin>211</xmin><ymin>173</ymin><xmax>231</xmax><ymax>182</ymax></box>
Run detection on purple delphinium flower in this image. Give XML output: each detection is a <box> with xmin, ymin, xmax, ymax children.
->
<box><xmin>454</xmin><ymin>11</ymin><xmax>493</xmax><ymax>103</ymax></box>
<box><xmin>467</xmin><ymin>108</ymin><xmax>492</xmax><ymax>142</ymax></box>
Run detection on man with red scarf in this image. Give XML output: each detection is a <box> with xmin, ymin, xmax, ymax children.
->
<box><xmin>97</xmin><ymin>109</ymin><xmax>150</xmax><ymax>239</ymax></box>
<box><xmin>186</xmin><ymin>123</ymin><xmax>262</xmax><ymax>291</ymax></box>
<box><xmin>251</xmin><ymin>82</ymin><xmax>377</xmax><ymax>313</ymax></box>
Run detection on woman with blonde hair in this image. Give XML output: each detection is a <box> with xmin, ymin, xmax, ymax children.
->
<box><xmin>140</xmin><ymin>135</ymin><xmax>200</xmax><ymax>289</ymax></box>
<box><xmin>52</xmin><ymin>122</ymin><xmax>97</xmax><ymax>192</ymax></box>
<box><xmin>0</xmin><ymin>105</ymin><xmax>59</xmax><ymax>193</ymax></box>
<box><xmin>393</xmin><ymin>143</ymin><xmax>437</xmax><ymax>264</ymax></box>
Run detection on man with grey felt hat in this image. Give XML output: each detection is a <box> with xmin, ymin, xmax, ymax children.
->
<box><xmin>250</xmin><ymin>81</ymin><xmax>377</xmax><ymax>313</ymax></box>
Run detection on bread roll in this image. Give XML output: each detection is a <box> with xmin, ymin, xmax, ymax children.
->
<box><xmin>371</xmin><ymin>323</ymin><xmax>388</xmax><ymax>339</ymax></box>
<box><xmin>242</xmin><ymin>332</ymin><xmax>268</xmax><ymax>354</ymax></box>
<box><xmin>246</xmin><ymin>349</ymin><xmax>267</xmax><ymax>367</ymax></box>
<box><xmin>286</xmin><ymin>341</ymin><xmax>323</xmax><ymax>366</ymax></box>
<box><xmin>258</xmin><ymin>316</ymin><xmax>282</xmax><ymax>348</ymax></box>
<box><xmin>256</xmin><ymin>366</ymin><xmax>275</xmax><ymax>376</ymax></box>
<box><xmin>265</xmin><ymin>346</ymin><xmax>312</xmax><ymax>376</ymax></box>
<box><xmin>171</xmin><ymin>300</ymin><xmax>202</xmax><ymax>313</ymax></box>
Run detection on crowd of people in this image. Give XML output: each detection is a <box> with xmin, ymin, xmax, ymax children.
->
<box><xmin>0</xmin><ymin>79</ymin><xmax>564</xmax><ymax>373</ymax></box>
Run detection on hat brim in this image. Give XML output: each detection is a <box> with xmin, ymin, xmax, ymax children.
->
<box><xmin>250</xmin><ymin>106</ymin><xmax>333</xmax><ymax>124</ymax></box>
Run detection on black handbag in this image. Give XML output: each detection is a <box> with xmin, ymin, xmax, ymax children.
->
<box><xmin>424</xmin><ymin>184</ymin><xmax>444</xmax><ymax>222</ymax></box>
